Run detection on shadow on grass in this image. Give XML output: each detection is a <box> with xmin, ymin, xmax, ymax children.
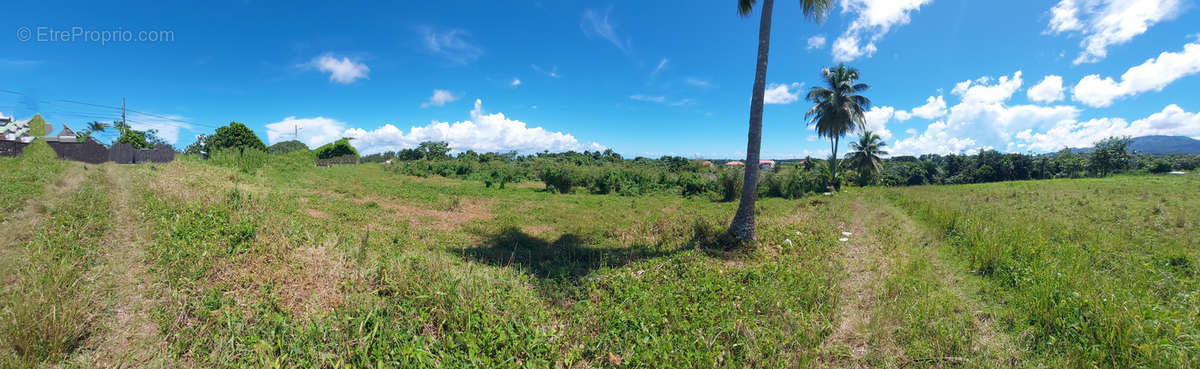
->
<box><xmin>455</xmin><ymin>221</ymin><xmax>737</xmax><ymax>298</ymax></box>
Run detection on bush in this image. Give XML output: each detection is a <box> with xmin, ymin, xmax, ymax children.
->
<box><xmin>314</xmin><ymin>138</ymin><xmax>358</xmax><ymax>160</ymax></box>
<box><xmin>1148</xmin><ymin>160</ymin><xmax>1173</xmax><ymax>174</ymax></box>
<box><xmin>717</xmin><ymin>167</ymin><xmax>743</xmax><ymax>202</ymax></box>
<box><xmin>210</xmin><ymin>148</ymin><xmax>268</xmax><ymax>174</ymax></box>
<box><xmin>267</xmin><ymin>140</ymin><xmax>309</xmax><ymax>155</ymax></box>
<box><xmin>539</xmin><ymin>165</ymin><xmax>577</xmax><ymax>194</ymax></box>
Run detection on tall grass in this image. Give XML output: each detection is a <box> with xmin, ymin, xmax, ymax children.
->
<box><xmin>0</xmin><ymin>172</ymin><xmax>111</xmax><ymax>368</ymax></box>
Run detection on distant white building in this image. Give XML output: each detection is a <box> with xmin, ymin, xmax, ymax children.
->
<box><xmin>0</xmin><ymin>116</ymin><xmax>34</xmax><ymax>143</ymax></box>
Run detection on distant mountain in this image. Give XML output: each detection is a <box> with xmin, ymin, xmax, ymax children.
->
<box><xmin>1071</xmin><ymin>135</ymin><xmax>1200</xmax><ymax>155</ymax></box>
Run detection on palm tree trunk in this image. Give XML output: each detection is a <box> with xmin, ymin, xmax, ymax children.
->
<box><xmin>830</xmin><ymin>137</ymin><xmax>839</xmax><ymax>191</ymax></box>
<box><xmin>729</xmin><ymin>0</ymin><xmax>774</xmax><ymax>243</ymax></box>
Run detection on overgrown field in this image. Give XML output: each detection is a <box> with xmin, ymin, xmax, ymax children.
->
<box><xmin>0</xmin><ymin>152</ymin><xmax>1196</xmax><ymax>368</ymax></box>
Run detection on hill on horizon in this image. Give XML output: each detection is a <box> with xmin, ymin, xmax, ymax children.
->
<box><xmin>1071</xmin><ymin>135</ymin><xmax>1200</xmax><ymax>155</ymax></box>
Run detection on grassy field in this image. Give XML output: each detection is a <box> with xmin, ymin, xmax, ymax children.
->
<box><xmin>1</xmin><ymin>152</ymin><xmax>1197</xmax><ymax>368</ymax></box>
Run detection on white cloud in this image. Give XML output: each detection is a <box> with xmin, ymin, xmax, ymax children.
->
<box><xmin>531</xmin><ymin>64</ymin><xmax>560</xmax><ymax>78</ymax></box>
<box><xmin>1072</xmin><ymin>42</ymin><xmax>1200</xmax><ymax>107</ymax></box>
<box><xmin>891</xmin><ymin>71</ymin><xmax>1084</xmax><ymax>155</ymax></box>
<box><xmin>764</xmin><ymin>82</ymin><xmax>802</xmax><ymax>105</ymax></box>
<box><xmin>862</xmin><ymin>106</ymin><xmax>895</xmax><ymax>140</ymax></box>
<box><xmin>684</xmin><ymin>77</ymin><xmax>713</xmax><ymax>88</ymax></box>
<box><xmin>422</xmin><ymin>89</ymin><xmax>460</xmax><ymax>108</ymax></box>
<box><xmin>629</xmin><ymin>94</ymin><xmax>666</xmax><ymax>103</ymax></box>
<box><xmin>1027</xmin><ymin>75</ymin><xmax>1066</xmax><ymax>103</ymax></box>
<box><xmin>343</xmin><ymin>99</ymin><xmax>602</xmax><ymax>154</ymax></box>
<box><xmin>125</xmin><ymin>112</ymin><xmax>192</xmax><ymax>145</ymax></box>
<box><xmin>1046</xmin><ymin>0</ymin><xmax>1184</xmax><ymax>64</ymax></box>
<box><xmin>807</xmin><ymin>35</ymin><xmax>827</xmax><ymax>50</ymax></box>
<box><xmin>1019</xmin><ymin>104</ymin><xmax>1200</xmax><ymax>151</ymax></box>
<box><xmin>310</xmin><ymin>54</ymin><xmax>369</xmax><ymax>84</ymax></box>
<box><xmin>905</xmin><ymin>128</ymin><xmax>918</xmax><ymax>135</ymax></box>
<box><xmin>420</xmin><ymin>26</ymin><xmax>483</xmax><ymax>65</ymax></box>
<box><xmin>265</xmin><ymin>116</ymin><xmax>348</xmax><ymax>149</ymax></box>
<box><xmin>651</xmin><ymin>58</ymin><xmax>669</xmax><ymax>78</ymax></box>
<box><xmin>897</xmin><ymin>95</ymin><xmax>948</xmax><ymax>120</ymax></box>
<box><xmin>832</xmin><ymin>0</ymin><xmax>932</xmax><ymax>62</ymax></box>
<box><xmin>511</xmin><ymin>78</ymin><xmax>521</xmax><ymax>87</ymax></box>
<box><xmin>581</xmin><ymin>7</ymin><xmax>631</xmax><ymax>54</ymax></box>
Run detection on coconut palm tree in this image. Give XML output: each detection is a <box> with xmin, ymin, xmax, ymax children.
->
<box><xmin>729</xmin><ymin>0</ymin><xmax>834</xmax><ymax>243</ymax></box>
<box><xmin>805</xmin><ymin>64</ymin><xmax>871</xmax><ymax>191</ymax></box>
<box><xmin>77</xmin><ymin>121</ymin><xmax>110</xmax><ymax>142</ymax></box>
<box><xmin>847</xmin><ymin>131</ymin><xmax>888</xmax><ymax>185</ymax></box>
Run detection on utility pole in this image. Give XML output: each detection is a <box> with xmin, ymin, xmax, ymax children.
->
<box><xmin>121</xmin><ymin>97</ymin><xmax>126</xmax><ymax>135</ymax></box>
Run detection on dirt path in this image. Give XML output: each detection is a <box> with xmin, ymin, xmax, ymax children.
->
<box><xmin>72</xmin><ymin>164</ymin><xmax>172</xmax><ymax>368</ymax></box>
<box><xmin>819</xmin><ymin>199</ymin><xmax>892</xmax><ymax>367</ymax></box>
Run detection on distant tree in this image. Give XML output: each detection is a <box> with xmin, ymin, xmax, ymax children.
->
<box><xmin>267</xmin><ymin>140</ymin><xmax>309</xmax><ymax>155</ymax></box>
<box><xmin>1089</xmin><ymin>136</ymin><xmax>1131</xmax><ymax>176</ymax></box>
<box><xmin>209</xmin><ymin>122</ymin><xmax>266</xmax><ymax>152</ymax></box>
<box><xmin>1055</xmin><ymin>148</ymin><xmax>1086</xmax><ymax>178</ymax></box>
<box><xmin>314</xmin><ymin>138</ymin><xmax>358</xmax><ymax>159</ymax></box>
<box><xmin>729</xmin><ymin>0</ymin><xmax>835</xmax><ymax>243</ymax></box>
<box><xmin>77</xmin><ymin>121</ymin><xmax>110</xmax><ymax>143</ymax></box>
<box><xmin>457</xmin><ymin>149</ymin><xmax>480</xmax><ymax>161</ymax></box>
<box><xmin>805</xmin><ymin>64</ymin><xmax>871</xmax><ymax>191</ymax></box>
<box><xmin>184</xmin><ymin>134</ymin><xmax>209</xmax><ymax>156</ymax></box>
<box><xmin>846</xmin><ymin>131</ymin><xmax>887</xmax><ymax>185</ymax></box>
<box><xmin>417</xmin><ymin>141</ymin><xmax>451</xmax><ymax>160</ymax></box>
<box><xmin>116</xmin><ymin>128</ymin><xmax>152</xmax><ymax>149</ymax></box>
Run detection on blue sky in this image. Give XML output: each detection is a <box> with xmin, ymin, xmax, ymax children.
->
<box><xmin>2</xmin><ymin>0</ymin><xmax>1199</xmax><ymax>158</ymax></box>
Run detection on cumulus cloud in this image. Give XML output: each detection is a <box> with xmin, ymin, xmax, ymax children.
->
<box><xmin>807</xmin><ymin>35</ymin><xmax>827</xmax><ymax>50</ymax></box>
<box><xmin>343</xmin><ymin>99</ymin><xmax>602</xmax><ymax>154</ymax></box>
<box><xmin>422</xmin><ymin>89</ymin><xmax>460</xmax><ymax>108</ymax></box>
<box><xmin>862</xmin><ymin>106</ymin><xmax>895</xmax><ymax>140</ymax></box>
<box><xmin>420</xmin><ymin>26</ymin><xmax>483</xmax><ymax>65</ymax></box>
<box><xmin>1047</xmin><ymin>0</ymin><xmax>1184</xmax><ymax>64</ymax></box>
<box><xmin>581</xmin><ymin>7</ymin><xmax>631</xmax><ymax>54</ymax></box>
<box><xmin>310</xmin><ymin>54</ymin><xmax>369</xmax><ymax>84</ymax></box>
<box><xmin>764</xmin><ymin>82</ymin><xmax>802</xmax><ymax>104</ymax></box>
<box><xmin>1027</xmin><ymin>75</ymin><xmax>1066</xmax><ymax>103</ymax></box>
<box><xmin>1072</xmin><ymin>42</ymin><xmax>1200</xmax><ymax>107</ymax></box>
<box><xmin>832</xmin><ymin>0</ymin><xmax>932</xmax><ymax>62</ymax></box>
<box><xmin>891</xmin><ymin>71</ymin><xmax>1083</xmax><ymax>155</ymax></box>
<box><xmin>265</xmin><ymin>116</ymin><xmax>348</xmax><ymax>149</ymax></box>
<box><xmin>895</xmin><ymin>95</ymin><xmax>948</xmax><ymax>121</ymax></box>
<box><xmin>511</xmin><ymin>78</ymin><xmax>521</xmax><ymax>87</ymax></box>
<box><xmin>1019</xmin><ymin>104</ymin><xmax>1200</xmax><ymax>151</ymax></box>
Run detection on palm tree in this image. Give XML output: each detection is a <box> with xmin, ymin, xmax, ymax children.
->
<box><xmin>729</xmin><ymin>0</ymin><xmax>833</xmax><ymax>243</ymax></box>
<box><xmin>77</xmin><ymin>121</ymin><xmax>110</xmax><ymax>142</ymax></box>
<box><xmin>847</xmin><ymin>131</ymin><xmax>888</xmax><ymax>185</ymax></box>
<box><xmin>805</xmin><ymin>64</ymin><xmax>871</xmax><ymax>191</ymax></box>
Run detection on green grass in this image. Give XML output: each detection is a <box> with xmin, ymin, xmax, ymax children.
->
<box><xmin>3</xmin><ymin>148</ymin><xmax>1197</xmax><ymax>368</ymax></box>
<box><xmin>885</xmin><ymin>175</ymin><xmax>1200</xmax><ymax>368</ymax></box>
<box><xmin>0</xmin><ymin>171</ymin><xmax>111</xmax><ymax>368</ymax></box>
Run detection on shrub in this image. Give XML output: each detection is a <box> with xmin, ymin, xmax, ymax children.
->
<box><xmin>208</xmin><ymin>122</ymin><xmax>266</xmax><ymax>152</ymax></box>
<box><xmin>210</xmin><ymin>148</ymin><xmax>268</xmax><ymax>174</ymax></box>
<box><xmin>539</xmin><ymin>165</ymin><xmax>576</xmax><ymax>194</ymax></box>
<box><xmin>314</xmin><ymin>138</ymin><xmax>358</xmax><ymax>160</ymax></box>
<box><xmin>1148</xmin><ymin>160</ymin><xmax>1173</xmax><ymax>174</ymax></box>
<box><xmin>267</xmin><ymin>140</ymin><xmax>309</xmax><ymax>155</ymax></box>
<box><xmin>717</xmin><ymin>167</ymin><xmax>743</xmax><ymax>202</ymax></box>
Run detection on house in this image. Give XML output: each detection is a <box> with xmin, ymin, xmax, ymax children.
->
<box><xmin>725</xmin><ymin>161</ymin><xmax>744</xmax><ymax>166</ymax></box>
<box><xmin>56</xmin><ymin>125</ymin><xmax>77</xmax><ymax>141</ymax></box>
<box><xmin>759</xmin><ymin>160</ymin><xmax>775</xmax><ymax>170</ymax></box>
<box><xmin>1</xmin><ymin>117</ymin><xmax>33</xmax><ymax>143</ymax></box>
<box><xmin>699</xmin><ymin>160</ymin><xmax>713</xmax><ymax>167</ymax></box>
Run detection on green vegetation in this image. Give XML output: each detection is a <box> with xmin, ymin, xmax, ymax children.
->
<box><xmin>314</xmin><ymin>137</ymin><xmax>358</xmax><ymax>159</ymax></box>
<box><xmin>0</xmin><ymin>115</ymin><xmax>66</xmax><ymax>220</ymax></box>
<box><xmin>266</xmin><ymin>139</ymin><xmax>309</xmax><ymax>155</ymax></box>
<box><xmin>207</xmin><ymin>122</ymin><xmax>266</xmax><ymax>152</ymax></box>
<box><xmin>805</xmin><ymin>63</ymin><xmax>872</xmax><ymax>191</ymax></box>
<box><xmin>3</xmin><ymin>125</ymin><xmax>1198</xmax><ymax>367</ymax></box>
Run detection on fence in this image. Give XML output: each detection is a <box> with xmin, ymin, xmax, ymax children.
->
<box><xmin>0</xmin><ymin>140</ymin><xmax>29</xmax><ymax>157</ymax></box>
<box><xmin>48</xmin><ymin>139</ymin><xmax>110</xmax><ymax>164</ymax></box>
<box><xmin>44</xmin><ymin>140</ymin><xmax>176</xmax><ymax>164</ymax></box>
<box><xmin>315</xmin><ymin>154</ymin><xmax>359</xmax><ymax>167</ymax></box>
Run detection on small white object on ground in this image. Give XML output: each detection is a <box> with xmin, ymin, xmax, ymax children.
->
<box><xmin>784</xmin><ymin>239</ymin><xmax>793</xmax><ymax>246</ymax></box>
<box><xmin>1169</xmin><ymin>171</ymin><xmax>1185</xmax><ymax>175</ymax></box>
<box><xmin>838</xmin><ymin>237</ymin><xmax>849</xmax><ymax>242</ymax></box>
<box><xmin>823</xmin><ymin>192</ymin><xmax>833</xmax><ymax>196</ymax></box>
<box><xmin>795</xmin><ymin>231</ymin><xmax>801</xmax><ymax>235</ymax></box>
<box><xmin>841</xmin><ymin>231</ymin><xmax>852</xmax><ymax>237</ymax></box>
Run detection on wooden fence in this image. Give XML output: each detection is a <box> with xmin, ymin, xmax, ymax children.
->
<box><xmin>0</xmin><ymin>140</ymin><xmax>29</xmax><ymax>157</ymax></box>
